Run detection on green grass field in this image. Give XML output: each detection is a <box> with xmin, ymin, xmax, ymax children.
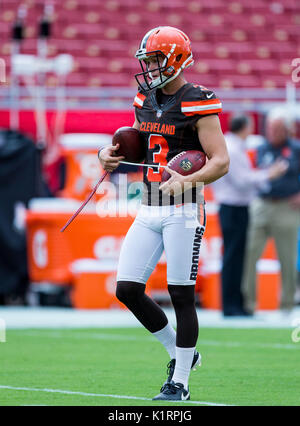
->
<box><xmin>0</xmin><ymin>327</ymin><xmax>299</xmax><ymax>406</ymax></box>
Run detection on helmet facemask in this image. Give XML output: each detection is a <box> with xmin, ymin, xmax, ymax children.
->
<box><xmin>135</xmin><ymin>48</ymin><xmax>178</xmax><ymax>91</ymax></box>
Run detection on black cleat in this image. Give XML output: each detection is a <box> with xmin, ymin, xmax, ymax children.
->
<box><xmin>153</xmin><ymin>380</ymin><xmax>190</xmax><ymax>401</ymax></box>
<box><xmin>191</xmin><ymin>350</ymin><xmax>202</xmax><ymax>371</ymax></box>
<box><xmin>166</xmin><ymin>358</ymin><xmax>176</xmax><ymax>384</ymax></box>
<box><xmin>160</xmin><ymin>351</ymin><xmax>201</xmax><ymax>392</ymax></box>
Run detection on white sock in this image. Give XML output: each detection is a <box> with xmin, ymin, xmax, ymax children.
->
<box><xmin>172</xmin><ymin>346</ymin><xmax>195</xmax><ymax>390</ymax></box>
<box><xmin>152</xmin><ymin>322</ymin><xmax>176</xmax><ymax>359</ymax></box>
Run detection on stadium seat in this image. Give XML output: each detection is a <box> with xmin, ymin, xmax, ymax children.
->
<box><xmin>73</xmin><ymin>57</ymin><xmax>108</xmax><ymax>73</ymax></box>
<box><xmin>63</xmin><ymin>0</ymin><xmax>79</xmax><ymax>11</ymax></box>
<box><xmin>187</xmin><ymin>2</ymin><xmax>203</xmax><ymax>13</ymax></box>
<box><xmin>87</xmin><ymin>40</ymin><xmax>132</xmax><ymax>58</ymax></box>
<box><xmin>201</xmin><ymin>2</ymin><xmax>227</xmax><ymax>14</ymax></box>
<box><xmin>195</xmin><ymin>59</ymin><xmax>236</xmax><ymax>75</ymax></box>
<box><xmin>84</xmin><ymin>11</ymin><xmax>101</xmax><ymax>24</ymax></box>
<box><xmin>104</xmin><ymin>0</ymin><xmax>121</xmax><ymax>12</ymax></box>
<box><xmin>214</xmin><ymin>45</ymin><xmax>230</xmax><ymax>59</ymax></box>
<box><xmin>184</xmin><ymin>72</ymin><xmax>219</xmax><ymax>88</ymax></box>
<box><xmin>231</xmin><ymin>29</ymin><xmax>248</xmax><ymax>42</ymax></box>
<box><xmin>0</xmin><ymin>43</ymin><xmax>11</xmax><ymax>56</ymax></box>
<box><xmin>260</xmin><ymin>75</ymin><xmax>291</xmax><ymax>88</ymax></box>
<box><xmin>87</xmin><ymin>73</ymin><xmax>135</xmax><ymax>87</ymax></box>
<box><xmin>256</xmin><ymin>41</ymin><xmax>296</xmax><ymax>60</ymax></box>
<box><xmin>218</xmin><ymin>79</ymin><xmax>234</xmax><ymax>89</ymax></box>
<box><xmin>239</xmin><ymin>59</ymin><xmax>278</xmax><ymax>74</ymax></box>
<box><xmin>219</xmin><ymin>75</ymin><xmax>261</xmax><ymax>88</ymax></box>
<box><xmin>255</xmin><ymin>46</ymin><xmax>271</xmax><ymax>59</ymax></box>
<box><xmin>66</xmin><ymin>73</ymin><xmax>88</xmax><ymax>86</ymax></box>
<box><xmin>1</xmin><ymin>9</ymin><xmax>16</xmax><ymax>22</ymax></box>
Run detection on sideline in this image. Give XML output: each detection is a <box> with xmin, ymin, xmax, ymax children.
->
<box><xmin>0</xmin><ymin>385</ymin><xmax>234</xmax><ymax>406</ymax></box>
<box><xmin>1</xmin><ymin>307</ymin><xmax>300</xmax><ymax>329</ymax></box>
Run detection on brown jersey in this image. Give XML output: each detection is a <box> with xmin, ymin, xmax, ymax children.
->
<box><xmin>133</xmin><ymin>83</ymin><xmax>222</xmax><ymax>206</ymax></box>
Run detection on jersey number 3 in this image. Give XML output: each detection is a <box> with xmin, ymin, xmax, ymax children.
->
<box><xmin>147</xmin><ymin>134</ymin><xmax>168</xmax><ymax>182</ymax></box>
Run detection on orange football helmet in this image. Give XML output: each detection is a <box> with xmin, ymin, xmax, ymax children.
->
<box><xmin>135</xmin><ymin>26</ymin><xmax>194</xmax><ymax>91</ymax></box>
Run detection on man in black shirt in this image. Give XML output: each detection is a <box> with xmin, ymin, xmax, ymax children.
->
<box><xmin>242</xmin><ymin>108</ymin><xmax>300</xmax><ymax>314</ymax></box>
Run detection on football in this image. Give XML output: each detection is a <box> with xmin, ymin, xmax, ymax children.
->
<box><xmin>112</xmin><ymin>126</ymin><xmax>145</xmax><ymax>163</ymax></box>
<box><xmin>161</xmin><ymin>150</ymin><xmax>206</xmax><ymax>182</ymax></box>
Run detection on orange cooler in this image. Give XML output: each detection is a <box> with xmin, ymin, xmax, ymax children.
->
<box><xmin>58</xmin><ymin>133</ymin><xmax>111</xmax><ymax>201</ymax></box>
<box><xmin>26</xmin><ymin>198</ymin><xmax>135</xmax><ymax>285</ymax></box>
<box><xmin>26</xmin><ymin>197</ymin><xmax>282</xmax><ymax>310</ymax></box>
<box><xmin>70</xmin><ymin>259</ymin><xmax>125</xmax><ymax>309</ymax></box>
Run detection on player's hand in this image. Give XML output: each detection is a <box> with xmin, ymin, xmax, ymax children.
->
<box><xmin>267</xmin><ymin>159</ymin><xmax>288</xmax><ymax>180</ymax></box>
<box><xmin>98</xmin><ymin>144</ymin><xmax>125</xmax><ymax>173</ymax></box>
<box><xmin>159</xmin><ymin>167</ymin><xmax>188</xmax><ymax>196</ymax></box>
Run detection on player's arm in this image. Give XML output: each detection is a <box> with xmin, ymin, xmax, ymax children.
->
<box><xmin>160</xmin><ymin>115</ymin><xmax>229</xmax><ymax>195</ymax></box>
<box><xmin>99</xmin><ymin>113</ymin><xmax>140</xmax><ymax>172</ymax></box>
<box><xmin>161</xmin><ymin>115</ymin><xmax>229</xmax><ymax>194</ymax></box>
<box><xmin>186</xmin><ymin>115</ymin><xmax>229</xmax><ymax>185</ymax></box>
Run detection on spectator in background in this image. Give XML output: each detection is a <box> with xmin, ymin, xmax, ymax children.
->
<box><xmin>213</xmin><ymin>114</ymin><xmax>287</xmax><ymax>316</ymax></box>
<box><xmin>242</xmin><ymin>108</ymin><xmax>300</xmax><ymax>315</ymax></box>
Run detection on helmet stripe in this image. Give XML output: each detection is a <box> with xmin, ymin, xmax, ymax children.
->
<box><xmin>140</xmin><ymin>27</ymin><xmax>159</xmax><ymax>50</ymax></box>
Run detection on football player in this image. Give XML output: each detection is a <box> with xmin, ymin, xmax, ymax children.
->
<box><xmin>99</xmin><ymin>26</ymin><xmax>229</xmax><ymax>401</ymax></box>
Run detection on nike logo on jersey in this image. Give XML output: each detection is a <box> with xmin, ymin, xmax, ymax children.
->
<box><xmin>140</xmin><ymin>121</ymin><xmax>175</xmax><ymax>135</ymax></box>
<box><xmin>206</xmin><ymin>93</ymin><xmax>214</xmax><ymax>98</ymax></box>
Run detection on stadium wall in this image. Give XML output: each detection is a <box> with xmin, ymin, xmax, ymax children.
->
<box><xmin>0</xmin><ymin>110</ymin><xmax>260</xmax><ymax>137</ymax></box>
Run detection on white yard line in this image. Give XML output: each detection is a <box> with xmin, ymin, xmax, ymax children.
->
<box><xmin>17</xmin><ymin>330</ymin><xmax>154</xmax><ymax>341</ymax></box>
<box><xmin>0</xmin><ymin>385</ymin><xmax>233</xmax><ymax>406</ymax></box>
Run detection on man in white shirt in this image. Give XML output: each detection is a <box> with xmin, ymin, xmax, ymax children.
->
<box><xmin>213</xmin><ymin>114</ymin><xmax>287</xmax><ymax>316</ymax></box>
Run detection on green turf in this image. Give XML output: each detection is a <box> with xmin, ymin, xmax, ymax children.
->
<box><xmin>0</xmin><ymin>327</ymin><xmax>299</xmax><ymax>406</ymax></box>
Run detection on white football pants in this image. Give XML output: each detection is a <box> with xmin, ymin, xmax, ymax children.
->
<box><xmin>117</xmin><ymin>203</ymin><xmax>206</xmax><ymax>286</ymax></box>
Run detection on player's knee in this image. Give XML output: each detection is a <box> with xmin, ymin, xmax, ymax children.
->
<box><xmin>168</xmin><ymin>284</ymin><xmax>195</xmax><ymax>309</ymax></box>
<box><xmin>116</xmin><ymin>281</ymin><xmax>145</xmax><ymax>304</ymax></box>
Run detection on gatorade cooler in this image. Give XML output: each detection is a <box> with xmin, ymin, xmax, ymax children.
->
<box><xmin>26</xmin><ymin>198</ymin><xmax>136</xmax><ymax>286</ymax></box>
<box><xmin>59</xmin><ymin>133</ymin><xmax>111</xmax><ymax>201</ymax></box>
<box><xmin>199</xmin><ymin>205</ymin><xmax>223</xmax><ymax>309</ymax></box>
<box><xmin>70</xmin><ymin>259</ymin><xmax>125</xmax><ymax>309</ymax></box>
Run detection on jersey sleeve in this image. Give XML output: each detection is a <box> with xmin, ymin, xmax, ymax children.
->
<box><xmin>133</xmin><ymin>87</ymin><xmax>147</xmax><ymax>123</ymax></box>
<box><xmin>133</xmin><ymin>91</ymin><xmax>146</xmax><ymax>109</ymax></box>
<box><xmin>181</xmin><ymin>85</ymin><xmax>222</xmax><ymax>118</ymax></box>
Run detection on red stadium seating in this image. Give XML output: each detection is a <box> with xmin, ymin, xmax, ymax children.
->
<box><xmin>0</xmin><ymin>0</ymin><xmax>299</xmax><ymax>88</ymax></box>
